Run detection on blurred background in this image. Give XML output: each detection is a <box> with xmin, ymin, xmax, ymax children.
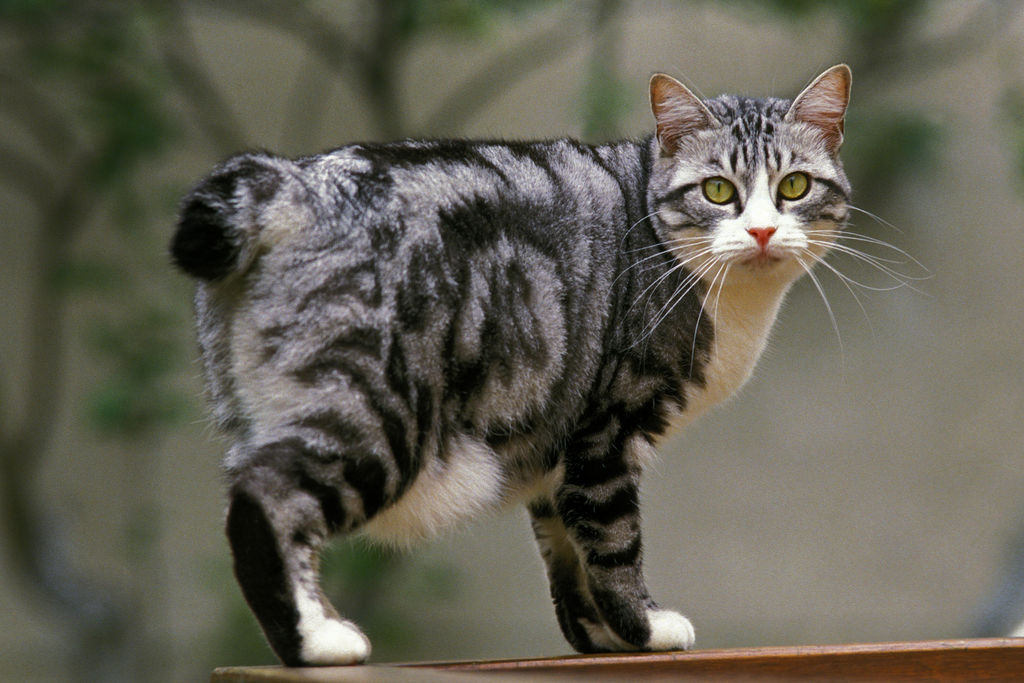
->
<box><xmin>3</xmin><ymin>1</ymin><xmax>1024</xmax><ymax>681</ymax></box>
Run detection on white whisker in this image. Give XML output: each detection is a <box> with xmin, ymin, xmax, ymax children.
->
<box><xmin>619</xmin><ymin>236</ymin><xmax>712</xmax><ymax>277</ymax></box>
<box><xmin>702</xmin><ymin>261</ymin><xmax>731</xmax><ymax>372</ymax></box>
<box><xmin>632</xmin><ymin>257</ymin><xmax>719</xmax><ymax>349</ymax></box>
<box><xmin>806</xmin><ymin>239</ymin><xmax>929</xmax><ymax>295</ymax></box>
<box><xmin>847</xmin><ymin>204</ymin><xmax>904</xmax><ymax>234</ymax></box>
<box><xmin>623</xmin><ymin>243</ymin><xmax>716</xmax><ymax>320</ymax></box>
<box><xmin>803</xmin><ymin>250</ymin><xmax>877</xmax><ymax>335</ymax></box>
<box><xmin>796</xmin><ymin>255</ymin><xmax>845</xmax><ymax>363</ymax></box>
<box><xmin>806</xmin><ymin>229</ymin><xmax>930</xmax><ymax>275</ymax></box>
<box><xmin>620</xmin><ymin>210</ymin><xmax>683</xmax><ymax>249</ymax></box>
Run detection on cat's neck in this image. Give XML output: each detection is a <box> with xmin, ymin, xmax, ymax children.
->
<box><xmin>705</xmin><ymin>272</ymin><xmax>796</xmax><ymax>341</ymax></box>
<box><xmin>671</xmin><ymin>273</ymin><xmax>797</xmax><ymax>433</ymax></box>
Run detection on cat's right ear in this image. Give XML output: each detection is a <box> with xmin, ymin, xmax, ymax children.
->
<box><xmin>650</xmin><ymin>74</ymin><xmax>718</xmax><ymax>156</ymax></box>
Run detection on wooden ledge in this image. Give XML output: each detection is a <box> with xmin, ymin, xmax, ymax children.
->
<box><xmin>212</xmin><ymin>638</ymin><xmax>1024</xmax><ymax>682</ymax></box>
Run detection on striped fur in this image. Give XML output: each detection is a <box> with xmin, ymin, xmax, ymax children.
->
<box><xmin>172</xmin><ymin>66</ymin><xmax>851</xmax><ymax>665</ymax></box>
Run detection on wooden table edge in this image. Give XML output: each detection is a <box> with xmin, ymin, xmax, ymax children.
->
<box><xmin>212</xmin><ymin>637</ymin><xmax>1024</xmax><ymax>682</ymax></box>
<box><xmin>408</xmin><ymin>637</ymin><xmax>1024</xmax><ymax>671</ymax></box>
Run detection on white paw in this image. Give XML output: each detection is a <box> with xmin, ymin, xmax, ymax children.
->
<box><xmin>645</xmin><ymin>609</ymin><xmax>695</xmax><ymax>651</ymax></box>
<box><xmin>299</xmin><ymin>618</ymin><xmax>371</xmax><ymax>666</ymax></box>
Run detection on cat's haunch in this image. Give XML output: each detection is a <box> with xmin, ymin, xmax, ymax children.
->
<box><xmin>173</xmin><ymin>65</ymin><xmax>851</xmax><ymax>666</ymax></box>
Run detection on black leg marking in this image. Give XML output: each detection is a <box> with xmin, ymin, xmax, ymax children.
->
<box><xmin>587</xmin><ymin>535</ymin><xmax>642</xmax><ymax>569</ymax></box>
<box><xmin>297</xmin><ymin>471</ymin><xmax>346</xmax><ymax>534</ymax></box>
<box><xmin>343</xmin><ymin>457</ymin><xmax>388</xmax><ymax>519</ymax></box>
<box><xmin>226</xmin><ymin>490</ymin><xmax>304</xmax><ymax>666</ymax></box>
<box><xmin>549</xmin><ymin>555</ymin><xmax>605</xmax><ymax>652</ymax></box>
<box><xmin>588</xmin><ymin>582</ymin><xmax>652</xmax><ymax>647</ymax></box>
<box><xmin>227</xmin><ymin>437</ymin><xmax>383</xmax><ymax>666</ymax></box>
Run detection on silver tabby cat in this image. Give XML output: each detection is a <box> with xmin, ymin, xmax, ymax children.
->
<box><xmin>172</xmin><ymin>65</ymin><xmax>851</xmax><ymax>666</ymax></box>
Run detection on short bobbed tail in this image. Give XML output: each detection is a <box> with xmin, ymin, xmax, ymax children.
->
<box><xmin>171</xmin><ymin>153</ymin><xmax>289</xmax><ymax>281</ymax></box>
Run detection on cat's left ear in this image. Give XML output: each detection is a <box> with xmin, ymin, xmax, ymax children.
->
<box><xmin>650</xmin><ymin>74</ymin><xmax>719</xmax><ymax>156</ymax></box>
<box><xmin>785</xmin><ymin>64</ymin><xmax>852</xmax><ymax>154</ymax></box>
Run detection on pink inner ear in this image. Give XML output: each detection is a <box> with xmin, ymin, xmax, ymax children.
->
<box><xmin>650</xmin><ymin>75</ymin><xmax>716</xmax><ymax>155</ymax></box>
<box><xmin>796</xmin><ymin>84</ymin><xmax>847</xmax><ymax>127</ymax></box>
<box><xmin>789</xmin><ymin>66</ymin><xmax>851</xmax><ymax>151</ymax></box>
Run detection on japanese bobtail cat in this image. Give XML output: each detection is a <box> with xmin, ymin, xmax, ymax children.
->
<box><xmin>171</xmin><ymin>65</ymin><xmax>852</xmax><ymax>666</ymax></box>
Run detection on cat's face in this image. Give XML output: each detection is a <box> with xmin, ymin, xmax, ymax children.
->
<box><xmin>648</xmin><ymin>67</ymin><xmax>851</xmax><ymax>289</ymax></box>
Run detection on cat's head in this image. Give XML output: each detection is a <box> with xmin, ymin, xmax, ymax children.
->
<box><xmin>647</xmin><ymin>65</ymin><xmax>851</xmax><ymax>289</ymax></box>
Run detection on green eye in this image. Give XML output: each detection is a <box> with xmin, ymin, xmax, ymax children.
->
<box><xmin>703</xmin><ymin>177</ymin><xmax>736</xmax><ymax>204</ymax></box>
<box><xmin>779</xmin><ymin>171</ymin><xmax>810</xmax><ymax>200</ymax></box>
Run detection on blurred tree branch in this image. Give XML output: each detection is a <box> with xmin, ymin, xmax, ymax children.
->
<box><xmin>582</xmin><ymin>0</ymin><xmax>627</xmax><ymax>141</ymax></box>
<box><xmin>722</xmin><ymin>0</ymin><xmax>1024</xmax><ymax>93</ymax></box>
<box><xmin>846</xmin><ymin>0</ymin><xmax>1022</xmax><ymax>92</ymax></box>
<box><xmin>0</xmin><ymin>4</ymin><xmax>181</xmax><ymax>681</ymax></box>
<box><xmin>157</xmin><ymin>5</ymin><xmax>249</xmax><ymax>154</ymax></box>
<box><xmin>422</xmin><ymin>1</ymin><xmax>597</xmax><ymax>136</ymax></box>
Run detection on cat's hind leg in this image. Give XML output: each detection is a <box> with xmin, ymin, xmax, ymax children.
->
<box><xmin>226</xmin><ymin>437</ymin><xmax>381</xmax><ymax>666</ymax></box>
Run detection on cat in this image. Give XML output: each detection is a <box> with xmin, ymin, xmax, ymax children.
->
<box><xmin>171</xmin><ymin>65</ymin><xmax>852</xmax><ymax>666</ymax></box>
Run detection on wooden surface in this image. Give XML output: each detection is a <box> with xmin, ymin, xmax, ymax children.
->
<box><xmin>211</xmin><ymin>638</ymin><xmax>1024</xmax><ymax>682</ymax></box>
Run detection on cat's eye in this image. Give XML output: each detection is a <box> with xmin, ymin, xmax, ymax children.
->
<box><xmin>778</xmin><ymin>172</ymin><xmax>810</xmax><ymax>200</ymax></box>
<box><xmin>702</xmin><ymin>177</ymin><xmax>736</xmax><ymax>204</ymax></box>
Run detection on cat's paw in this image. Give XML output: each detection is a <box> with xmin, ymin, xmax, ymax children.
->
<box><xmin>644</xmin><ymin>609</ymin><xmax>695</xmax><ymax>651</ymax></box>
<box><xmin>578</xmin><ymin>617</ymin><xmax>637</xmax><ymax>652</ymax></box>
<box><xmin>576</xmin><ymin>609</ymin><xmax>694</xmax><ymax>653</ymax></box>
<box><xmin>299</xmin><ymin>618</ymin><xmax>371</xmax><ymax>666</ymax></box>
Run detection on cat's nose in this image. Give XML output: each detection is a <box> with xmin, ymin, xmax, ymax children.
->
<box><xmin>747</xmin><ymin>227</ymin><xmax>776</xmax><ymax>250</ymax></box>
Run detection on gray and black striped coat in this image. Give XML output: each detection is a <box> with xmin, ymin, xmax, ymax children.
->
<box><xmin>171</xmin><ymin>65</ymin><xmax>851</xmax><ymax>666</ymax></box>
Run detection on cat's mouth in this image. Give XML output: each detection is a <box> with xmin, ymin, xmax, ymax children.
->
<box><xmin>740</xmin><ymin>253</ymin><xmax>784</xmax><ymax>268</ymax></box>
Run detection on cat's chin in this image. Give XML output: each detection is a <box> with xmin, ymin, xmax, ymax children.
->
<box><xmin>722</xmin><ymin>255</ymin><xmax>807</xmax><ymax>290</ymax></box>
<box><xmin>739</xmin><ymin>254</ymin><xmax>783</xmax><ymax>268</ymax></box>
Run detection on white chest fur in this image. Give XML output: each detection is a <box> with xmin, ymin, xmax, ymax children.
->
<box><xmin>667</xmin><ymin>276</ymin><xmax>793</xmax><ymax>434</ymax></box>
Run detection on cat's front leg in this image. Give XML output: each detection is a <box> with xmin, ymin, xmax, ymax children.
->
<box><xmin>226</xmin><ymin>439</ymin><xmax>372</xmax><ymax>666</ymax></box>
<box><xmin>529</xmin><ymin>499</ymin><xmax>609</xmax><ymax>652</ymax></box>
<box><xmin>536</xmin><ymin>435</ymin><xmax>695</xmax><ymax>653</ymax></box>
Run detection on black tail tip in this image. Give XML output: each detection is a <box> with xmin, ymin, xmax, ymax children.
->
<box><xmin>170</xmin><ymin>189</ymin><xmax>242</xmax><ymax>281</ymax></box>
<box><xmin>171</xmin><ymin>154</ymin><xmax>287</xmax><ymax>281</ymax></box>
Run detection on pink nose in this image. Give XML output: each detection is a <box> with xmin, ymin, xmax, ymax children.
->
<box><xmin>747</xmin><ymin>227</ymin><xmax>776</xmax><ymax>250</ymax></box>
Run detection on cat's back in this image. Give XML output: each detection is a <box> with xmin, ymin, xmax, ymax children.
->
<box><xmin>174</xmin><ymin>138</ymin><xmax>647</xmax><ymax>475</ymax></box>
<box><xmin>205</xmin><ymin>138</ymin><xmax>639</xmax><ymax>282</ymax></box>
<box><xmin>306</xmin><ymin>138</ymin><xmax>640</xmax><ymax>244</ymax></box>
